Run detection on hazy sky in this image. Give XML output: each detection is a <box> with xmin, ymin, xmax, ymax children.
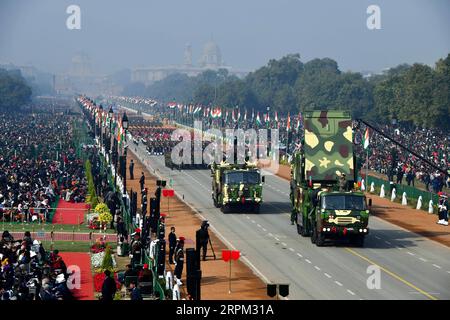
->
<box><xmin>1</xmin><ymin>0</ymin><xmax>449</xmax><ymax>75</ymax></box>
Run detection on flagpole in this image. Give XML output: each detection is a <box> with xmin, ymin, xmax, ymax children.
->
<box><xmin>366</xmin><ymin>148</ymin><xmax>369</xmax><ymax>191</ymax></box>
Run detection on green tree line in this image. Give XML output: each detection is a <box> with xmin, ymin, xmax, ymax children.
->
<box><xmin>123</xmin><ymin>53</ymin><xmax>450</xmax><ymax>130</ymax></box>
<box><xmin>0</xmin><ymin>68</ymin><xmax>32</xmax><ymax>110</ymax></box>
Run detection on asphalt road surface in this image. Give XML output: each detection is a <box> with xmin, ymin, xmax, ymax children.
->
<box><xmin>130</xmin><ymin>142</ymin><xmax>450</xmax><ymax>300</ymax></box>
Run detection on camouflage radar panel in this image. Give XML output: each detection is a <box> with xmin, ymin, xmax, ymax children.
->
<box><xmin>303</xmin><ymin>111</ymin><xmax>354</xmax><ymax>182</ymax></box>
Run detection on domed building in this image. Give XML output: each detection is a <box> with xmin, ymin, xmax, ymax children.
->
<box><xmin>199</xmin><ymin>40</ymin><xmax>223</xmax><ymax>68</ymax></box>
<box><xmin>131</xmin><ymin>41</ymin><xmax>247</xmax><ymax>86</ymax></box>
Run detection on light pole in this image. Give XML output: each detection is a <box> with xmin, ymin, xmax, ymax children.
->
<box><xmin>121</xmin><ymin>112</ymin><xmax>129</xmax><ymax>195</ymax></box>
<box><xmin>108</xmin><ymin>106</ymin><xmax>114</xmax><ymax>153</ymax></box>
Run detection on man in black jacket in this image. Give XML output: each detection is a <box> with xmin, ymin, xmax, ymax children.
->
<box><xmin>139</xmin><ymin>172</ymin><xmax>145</xmax><ymax>192</ymax></box>
<box><xmin>129</xmin><ymin>159</ymin><xmax>135</xmax><ymax>180</ymax></box>
<box><xmin>101</xmin><ymin>270</ymin><xmax>117</xmax><ymax>301</ymax></box>
<box><xmin>168</xmin><ymin>227</ymin><xmax>177</xmax><ymax>264</ymax></box>
<box><xmin>196</xmin><ymin>221</ymin><xmax>210</xmax><ymax>262</ymax></box>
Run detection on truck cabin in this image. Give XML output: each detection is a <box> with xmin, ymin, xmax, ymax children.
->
<box><xmin>223</xmin><ymin>170</ymin><xmax>261</xmax><ymax>185</ymax></box>
<box><xmin>320</xmin><ymin>193</ymin><xmax>367</xmax><ymax>211</ymax></box>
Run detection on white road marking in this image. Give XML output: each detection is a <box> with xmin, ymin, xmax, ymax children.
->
<box><xmin>324</xmin><ymin>273</ymin><xmax>332</xmax><ymax>278</ymax></box>
<box><xmin>305</xmin><ymin>259</ymin><xmax>312</xmax><ymax>264</ymax></box>
<box><xmin>433</xmin><ymin>264</ymin><xmax>442</xmax><ymax>269</ymax></box>
<box><xmin>257</xmin><ymin>224</ymin><xmax>262</xmax><ymax>228</ymax></box>
<box><xmin>375</xmin><ymin>236</ymin><xmax>381</xmax><ymax>240</ymax></box>
<box><xmin>419</xmin><ymin>258</ymin><xmax>427</xmax><ymax>262</ymax></box>
<box><xmin>314</xmin><ymin>266</ymin><xmax>321</xmax><ymax>271</ymax></box>
<box><xmin>347</xmin><ymin>289</ymin><xmax>356</xmax><ymax>296</ymax></box>
<box><xmin>385</xmin><ymin>241</ymin><xmax>391</xmax><ymax>245</ymax></box>
<box><xmin>274</xmin><ymin>237</ymin><xmax>280</xmax><ymax>242</ymax></box>
<box><xmin>407</xmin><ymin>252</ymin><xmax>415</xmax><ymax>256</ymax></box>
<box><xmin>262</xmin><ymin>228</ymin><xmax>267</xmax><ymax>232</ymax></box>
<box><xmin>334</xmin><ymin>281</ymin><xmax>343</xmax><ymax>287</ymax></box>
<box><xmin>296</xmin><ymin>253</ymin><xmax>303</xmax><ymax>258</ymax></box>
<box><xmin>289</xmin><ymin>248</ymin><xmax>295</xmax><ymax>252</ymax></box>
<box><xmin>281</xmin><ymin>242</ymin><xmax>287</xmax><ymax>247</ymax></box>
<box><xmin>251</xmin><ymin>220</ymin><xmax>256</xmax><ymax>223</ymax></box>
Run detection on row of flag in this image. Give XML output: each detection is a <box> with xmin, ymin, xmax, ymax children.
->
<box><xmin>167</xmin><ymin>102</ymin><xmax>304</xmax><ymax>132</ymax></box>
<box><xmin>77</xmin><ymin>96</ymin><xmax>126</xmax><ymax>146</ymax></box>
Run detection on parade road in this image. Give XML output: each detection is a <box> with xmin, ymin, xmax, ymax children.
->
<box><xmin>131</xmin><ymin>141</ymin><xmax>450</xmax><ymax>300</ymax></box>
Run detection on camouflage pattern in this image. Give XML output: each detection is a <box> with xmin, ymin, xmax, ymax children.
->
<box><xmin>302</xmin><ymin>111</ymin><xmax>354</xmax><ymax>182</ymax></box>
<box><xmin>211</xmin><ymin>161</ymin><xmax>263</xmax><ymax>212</ymax></box>
<box><xmin>289</xmin><ymin>110</ymin><xmax>369</xmax><ymax>246</ymax></box>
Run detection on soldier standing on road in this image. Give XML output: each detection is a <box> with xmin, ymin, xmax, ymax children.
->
<box><xmin>196</xmin><ymin>221</ymin><xmax>210</xmax><ymax>261</ymax></box>
<box><xmin>139</xmin><ymin>172</ymin><xmax>145</xmax><ymax>191</ymax></box>
<box><xmin>129</xmin><ymin>159</ymin><xmax>135</xmax><ymax>180</ymax></box>
<box><xmin>174</xmin><ymin>237</ymin><xmax>185</xmax><ymax>285</ymax></box>
<box><xmin>168</xmin><ymin>227</ymin><xmax>177</xmax><ymax>264</ymax></box>
<box><xmin>339</xmin><ymin>173</ymin><xmax>347</xmax><ymax>191</ymax></box>
<box><xmin>437</xmin><ymin>193</ymin><xmax>449</xmax><ymax>226</ymax></box>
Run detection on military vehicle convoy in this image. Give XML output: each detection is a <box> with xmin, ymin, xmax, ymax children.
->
<box><xmin>290</xmin><ymin>111</ymin><xmax>370</xmax><ymax>247</ymax></box>
<box><xmin>211</xmin><ymin>160</ymin><xmax>264</xmax><ymax>213</ymax></box>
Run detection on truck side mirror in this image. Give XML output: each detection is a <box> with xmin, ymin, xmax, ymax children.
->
<box><xmin>368</xmin><ymin>198</ymin><xmax>372</xmax><ymax>207</ymax></box>
<box><xmin>262</xmin><ymin>176</ymin><xmax>265</xmax><ymax>184</ymax></box>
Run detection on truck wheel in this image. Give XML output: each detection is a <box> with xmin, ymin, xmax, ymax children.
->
<box><xmin>311</xmin><ymin>228</ymin><xmax>317</xmax><ymax>244</ymax></box>
<box><xmin>296</xmin><ymin>223</ymin><xmax>302</xmax><ymax>235</ymax></box>
<box><xmin>221</xmin><ymin>205</ymin><xmax>230</xmax><ymax>214</ymax></box>
<box><xmin>352</xmin><ymin>235</ymin><xmax>365</xmax><ymax>247</ymax></box>
<box><xmin>316</xmin><ymin>233</ymin><xmax>325</xmax><ymax>247</ymax></box>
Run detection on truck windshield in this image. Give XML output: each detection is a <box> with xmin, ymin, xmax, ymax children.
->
<box><xmin>322</xmin><ymin>195</ymin><xmax>366</xmax><ymax>211</ymax></box>
<box><xmin>224</xmin><ymin>171</ymin><xmax>260</xmax><ymax>184</ymax></box>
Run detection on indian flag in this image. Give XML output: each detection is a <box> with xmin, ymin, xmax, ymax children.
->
<box><xmin>363</xmin><ymin>128</ymin><xmax>370</xmax><ymax>149</ymax></box>
<box><xmin>211</xmin><ymin>107</ymin><xmax>222</xmax><ymax>119</ymax></box>
<box><xmin>286</xmin><ymin>112</ymin><xmax>291</xmax><ymax>132</ymax></box>
<box><xmin>256</xmin><ymin>112</ymin><xmax>262</xmax><ymax>126</ymax></box>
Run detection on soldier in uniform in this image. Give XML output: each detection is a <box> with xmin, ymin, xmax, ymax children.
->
<box><xmin>196</xmin><ymin>221</ymin><xmax>210</xmax><ymax>261</ymax></box>
<box><xmin>168</xmin><ymin>227</ymin><xmax>177</xmax><ymax>264</ymax></box>
<box><xmin>129</xmin><ymin>159</ymin><xmax>134</xmax><ymax>180</ymax></box>
<box><xmin>139</xmin><ymin>172</ymin><xmax>145</xmax><ymax>191</ymax></box>
<box><xmin>130</xmin><ymin>231</ymin><xmax>142</xmax><ymax>267</ymax></box>
<box><xmin>174</xmin><ymin>237</ymin><xmax>185</xmax><ymax>285</ymax></box>
<box><xmin>339</xmin><ymin>173</ymin><xmax>347</xmax><ymax>191</ymax></box>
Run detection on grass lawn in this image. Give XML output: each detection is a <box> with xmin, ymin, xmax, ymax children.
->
<box><xmin>0</xmin><ymin>222</ymin><xmax>115</xmax><ymax>234</ymax></box>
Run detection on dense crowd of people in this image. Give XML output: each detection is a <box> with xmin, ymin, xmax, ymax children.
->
<box><xmin>0</xmin><ymin>112</ymin><xmax>87</xmax><ymax>223</ymax></box>
<box><xmin>354</xmin><ymin>124</ymin><xmax>450</xmax><ymax>192</ymax></box>
<box><xmin>0</xmin><ymin>230</ymin><xmax>72</xmax><ymax>300</ymax></box>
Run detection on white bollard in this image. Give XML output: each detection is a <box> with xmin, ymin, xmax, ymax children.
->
<box><xmin>361</xmin><ymin>179</ymin><xmax>365</xmax><ymax>191</ymax></box>
<box><xmin>416</xmin><ymin>196</ymin><xmax>422</xmax><ymax>210</ymax></box>
<box><xmin>380</xmin><ymin>184</ymin><xmax>385</xmax><ymax>198</ymax></box>
<box><xmin>370</xmin><ymin>182</ymin><xmax>375</xmax><ymax>193</ymax></box>
<box><xmin>428</xmin><ymin>200</ymin><xmax>434</xmax><ymax>214</ymax></box>
<box><xmin>391</xmin><ymin>188</ymin><xmax>396</xmax><ymax>202</ymax></box>
<box><xmin>402</xmin><ymin>192</ymin><xmax>407</xmax><ymax>205</ymax></box>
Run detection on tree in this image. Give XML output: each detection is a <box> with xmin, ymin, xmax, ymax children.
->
<box><xmin>0</xmin><ymin>69</ymin><xmax>32</xmax><ymax>110</ymax></box>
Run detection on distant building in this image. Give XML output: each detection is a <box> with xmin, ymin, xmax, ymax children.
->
<box><xmin>131</xmin><ymin>41</ymin><xmax>248</xmax><ymax>85</ymax></box>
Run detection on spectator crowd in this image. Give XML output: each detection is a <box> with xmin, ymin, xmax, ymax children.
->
<box><xmin>0</xmin><ymin>112</ymin><xmax>88</xmax><ymax>223</ymax></box>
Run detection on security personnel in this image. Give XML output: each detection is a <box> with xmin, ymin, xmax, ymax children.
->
<box><xmin>196</xmin><ymin>221</ymin><xmax>210</xmax><ymax>261</ymax></box>
<box><xmin>168</xmin><ymin>227</ymin><xmax>177</xmax><ymax>264</ymax></box>
<box><xmin>130</xmin><ymin>231</ymin><xmax>142</xmax><ymax>267</ymax></box>
<box><xmin>339</xmin><ymin>173</ymin><xmax>347</xmax><ymax>191</ymax></box>
<box><xmin>129</xmin><ymin>159</ymin><xmax>135</xmax><ymax>180</ymax></box>
<box><xmin>139</xmin><ymin>172</ymin><xmax>145</xmax><ymax>191</ymax></box>
<box><xmin>174</xmin><ymin>237</ymin><xmax>185</xmax><ymax>284</ymax></box>
<box><xmin>437</xmin><ymin>193</ymin><xmax>449</xmax><ymax>226</ymax></box>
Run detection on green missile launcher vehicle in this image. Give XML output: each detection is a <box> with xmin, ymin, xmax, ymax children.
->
<box><xmin>211</xmin><ymin>160</ymin><xmax>264</xmax><ymax>213</ymax></box>
<box><xmin>290</xmin><ymin>111</ymin><xmax>370</xmax><ymax>247</ymax></box>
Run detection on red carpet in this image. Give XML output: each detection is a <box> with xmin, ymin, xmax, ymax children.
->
<box><xmin>52</xmin><ymin>199</ymin><xmax>89</xmax><ymax>224</ymax></box>
<box><xmin>60</xmin><ymin>252</ymin><xmax>95</xmax><ymax>300</ymax></box>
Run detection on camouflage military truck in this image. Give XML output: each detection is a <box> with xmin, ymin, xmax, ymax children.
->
<box><xmin>290</xmin><ymin>111</ymin><xmax>370</xmax><ymax>247</ymax></box>
<box><xmin>211</xmin><ymin>160</ymin><xmax>264</xmax><ymax>213</ymax></box>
